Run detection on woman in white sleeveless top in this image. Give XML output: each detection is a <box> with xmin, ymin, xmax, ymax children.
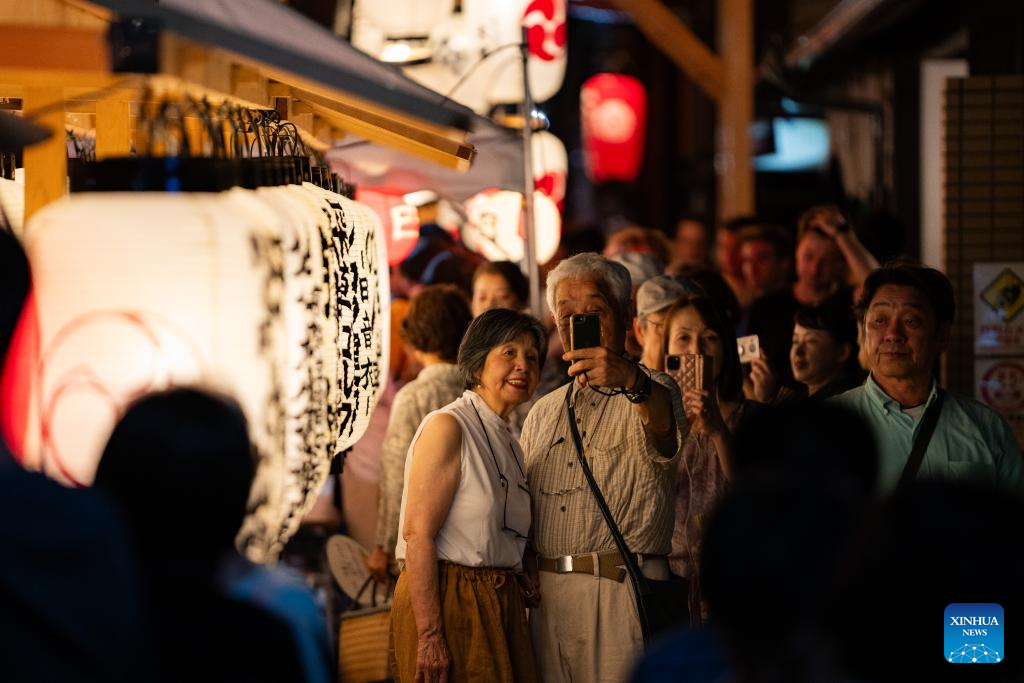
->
<box><xmin>391</xmin><ymin>308</ymin><xmax>547</xmax><ymax>683</ymax></box>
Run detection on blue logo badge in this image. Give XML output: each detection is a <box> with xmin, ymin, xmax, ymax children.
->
<box><xmin>945</xmin><ymin>603</ymin><xmax>1004</xmax><ymax>663</ymax></box>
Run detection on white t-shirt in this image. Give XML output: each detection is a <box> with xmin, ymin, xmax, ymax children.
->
<box><xmin>395</xmin><ymin>390</ymin><xmax>530</xmax><ymax>570</ymax></box>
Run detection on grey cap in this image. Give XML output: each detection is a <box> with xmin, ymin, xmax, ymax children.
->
<box><xmin>636</xmin><ymin>275</ymin><xmax>687</xmax><ymax>319</ymax></box>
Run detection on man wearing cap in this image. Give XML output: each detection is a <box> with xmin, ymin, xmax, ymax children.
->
<box><xmin>634</xmin><ymin>275</ymin><xmax>688</xmax><ymax>375</ymax></box>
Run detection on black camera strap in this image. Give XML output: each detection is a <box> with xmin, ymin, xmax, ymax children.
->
<box><xmin>563</xmin><ymin>384</ymin><xmax>656</xmax><ymax>642</ymax></box>
<box><xmin>897</xmin><ymin>389</ymin><xmax>945</xmax><ymax>491</ymax></box>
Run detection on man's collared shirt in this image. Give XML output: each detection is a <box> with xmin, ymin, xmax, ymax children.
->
<box><xmin>521</xmin><ymin>370</ymin><xmax>686</xmax><ymax>558</ymax></box>
<box><xmin>830</xmin><ymin>374</ymin><xmax>1023</xmax><ymax>494</ymax></box>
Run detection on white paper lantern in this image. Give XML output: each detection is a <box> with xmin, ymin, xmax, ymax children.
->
<box><xmin>402</xmin><ymin>0</ymin><xmax>567</xmax><ymax>115</ymax></box>
<box><xmin>462</xmin><ymin>188</ymin><xmax>560</xmax><ymax>264</ymax></box>
<box><xmin>532</xmin><ymin>130</ymin><xmax>567</xmax><ymax>210</ymax></box>
<box><xmin>350</xmin><ymin>0</ymin><xmax>453</xmax><ymax>64</ymax></box>
<box><xmin>7</xmin><ymin>183</ymin><xmax>389</xmax><ymax>561</ymax></box>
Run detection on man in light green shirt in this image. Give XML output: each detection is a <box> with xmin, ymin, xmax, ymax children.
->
<box><xmin>830</xmin><ymin>263</ymin><xmax>1023</xmax><ymax>495</ymax></box>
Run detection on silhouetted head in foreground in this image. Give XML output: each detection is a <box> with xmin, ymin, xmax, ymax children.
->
<box><xmin>95</xmin><ymin>387</ymin><xmax>254</xmax><ymax>579</ymax></box>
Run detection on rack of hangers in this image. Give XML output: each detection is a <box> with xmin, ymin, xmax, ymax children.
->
<box><xmin>66</xmin><ymin>92</ymin><xmax>354</xmax><ymax>197</ymax></box>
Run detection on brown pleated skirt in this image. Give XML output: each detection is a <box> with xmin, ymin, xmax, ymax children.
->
<box><xmin>389</xmin><ymin>562</ymin><xmax>538</xmax><ymax>682</ymax></box>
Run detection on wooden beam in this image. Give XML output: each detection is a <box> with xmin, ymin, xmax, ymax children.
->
<box><xmin>23</xmin><ymin>86</ymin><xmax>66</xmax><ymax>222</ymax></box>
<box><xmin>608</xmin><ymin>0</ymin><xmax>726</xmax><ymax>102</ymax></box>
<box><xmin>717</xmin><ymin>0</ymin><xmax>755</xmax><ymax>218</ymax></box>
<box><xmin>0</xmin><ymin>0</ymin><xmax>110</xmax><ymax>28</ymax></box>
<box><xmin>289</xmin><ymin>100</ymin><xmax>314</xmax><ymax>133</ymax></box>
<box><xmin>293</xmin><ymin>88</ymin><xmax>475</xmax><ymax>171</ymax></box>
<box><xmin>231</xmin><ymin>66</ymin><xmax>268</xmax><ymax>108</ymax></box>
<box><xmin>95</xmin><ymin>91</ymin><xmax>131</xmax><ymax>158</ymax></box>
<box><xmin>0</xmin><ymin>24</ymin><xmax>107</xmax><ymax>71</ymax></box>
<box><xmin>313</xmin><ymin>116</ymin><xmax>334</xmax><ymax>146</ymax></box>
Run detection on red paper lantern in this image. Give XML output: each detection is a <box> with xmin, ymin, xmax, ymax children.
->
<box><xmin>580</xmin><ymin>73</ymin><xmax>647</xmax><ymax>183</ymax></box>
<box><xmin>356</xmin><ymin>186</ymin><xmax>421</xmax><ymax>266</ymax></box>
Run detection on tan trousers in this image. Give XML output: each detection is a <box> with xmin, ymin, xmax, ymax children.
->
<box><xmin>530</xmin><ymin>571</ymin><xmax>644</xmax><ymax>683</ymax></box>
<box><xmin>390</xmin><ymin>563</ymin><xmax>538</xmax><ymax>683</ymax></box>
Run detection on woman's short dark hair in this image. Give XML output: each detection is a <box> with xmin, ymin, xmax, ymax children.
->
<box><xmin>457</xmin><ymin>308</ymin><xmax>548</xmax><ymax>389</ymax></box>
<box><xmin>855</xmin><ymin>261</ymin><xmax>955</xmax><ymax>329</ymax></box>
<box><xmin>472</xmin><ymin>260</ymin><xmax>529</xmax><ymax>308</ymax></box>
<box><xmin>662</xmin><ymin>295</ymin><xmax>743</xmax><ymax>402</ymax></box>
<box><xmin>402</xmin><ymin>284</ymin><xmax>473</xmax><ymax>361</ymax></box>
<box><xmin>794</xmin><ymin>302</ymin><xmax>857</xmax><ymax>348</ymax></box>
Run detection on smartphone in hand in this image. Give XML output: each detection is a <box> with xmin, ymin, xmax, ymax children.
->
<box><xmin>678</xmin><ymin>353</ymin><xmax>713</xmax><ymax>393</ymax></box>
<box><xmin>665</xmin><ymin>354</ymin><xmax>681</xmax><ymax>372</ymax></box>
<box><xmin>570</xmin><ymin>314</ymin><xmax>601</xmax><ymax>350</ymax></box>
<box><xmin>736</xmin><ymin>334</ymin><xmax>760</xmax><ymax>364</ymax></box>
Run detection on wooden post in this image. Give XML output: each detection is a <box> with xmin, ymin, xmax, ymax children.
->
<box><xmin>605</xmin><ymin>0</ymin><xmax>755</xmax><ymax>221</ymax></box>
<box><xmin>608</xmin><ymin>0</ymin><xmax>725</xmax><ymax>102</ymax></box>
<box><xmin>23</xmin><ymin>85</ymin><xmax>66</xmax><ymax>221</ymax></box>
<box><xmin>95</xmin><ymin>91</ymin><xmax>131</xmax><ymax>159</ymax></box>
<box><xmin>289</xmin><ymin>101</ymin><xmax>314</xmax><ymax>134</ymax></box>
<box><xmin>717</xmin><ymin>0</ymin><xmax>755</xmax><ymax>219</ymax></box>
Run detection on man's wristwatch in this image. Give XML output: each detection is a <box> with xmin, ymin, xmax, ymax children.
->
<box><xmin>624</xmin><ymin>365</ymin><xmax>652</xmax><ymax>404</ymax></box>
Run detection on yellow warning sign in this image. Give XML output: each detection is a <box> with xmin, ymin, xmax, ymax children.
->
<box><xmin>975</xmin><ymin>263</ymin><xmax>1024</xmax><ymax>355</ymax></box>
<box><xmin>980</xmin><ymin>268</ymin><xmax>1024</xmax><ymax>322</ymax></box>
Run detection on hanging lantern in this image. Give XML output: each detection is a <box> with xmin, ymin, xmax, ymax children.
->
<box><xmin>350</xmin><ymin>0</ymin><xmax>452</xmax><ymax>64</ymax></box>
<box><xmin>356</xmin><ymin>186</ymin><xmax>421</xmax><ymax>266</ymax></box>
<box><xmin>580</xmin><ymin>73</ymin><xmax>647</xmax><ymax>183</ymax></box>
<box><xmin>2</xmin><ymin>184</ymin><xmax>389</xmax><ymax>561</ymax></box>
<box><xmin>462</xmin><ymin>189</ymin><xmax>560</xmax><ymax>265</ymax></box>
<box><xmin>532</xmin><ymin>131</ymin><xmax>567</xmax><ymax>211</ymax></box>
<box><xmin>405</xmin><ymin>0</ymin><xmax>567</xmax><ymax>115</ymax></box>
<box><xmin>7</xmin><ymin>193</ymin><xmax>269</xmax><ymax>488</ymax></box>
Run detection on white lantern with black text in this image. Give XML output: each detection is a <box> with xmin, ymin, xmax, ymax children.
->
<box><xmin>2</xmin><ymin>184</ymin><xmax>388</xmax><ymax>560</ymax></box>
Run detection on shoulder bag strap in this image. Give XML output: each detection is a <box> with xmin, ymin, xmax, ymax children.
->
<box><xmin>897</xmin><ymin>389</ymin><xmax>945</xmax><ymax>490</ymax></box>
<box><xmin>563</xmin><ymin>386</ymin><xmax>655</xmax><ymax>639</ymax></box>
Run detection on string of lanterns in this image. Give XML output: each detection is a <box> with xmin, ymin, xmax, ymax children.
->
<box><xmin>0</xmin><ymin>99</ymin><xmax>389</xmax><ymax>561</ymax></box>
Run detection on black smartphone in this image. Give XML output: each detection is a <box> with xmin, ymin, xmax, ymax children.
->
<box><xmin>665</xmin><ymin>354</ymin><xmax>681</xmax><ymax>372</ymax></box>
<box><xmin>570</xmin><ymin>314</ymin><xmax>601</xmax><ymax>350</ymax></box>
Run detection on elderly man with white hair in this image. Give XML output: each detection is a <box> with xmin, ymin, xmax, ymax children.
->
<box><xmin>520</xmin><ymin>253</ymin><xmax>688</xmax><ymax>683</ymax></box>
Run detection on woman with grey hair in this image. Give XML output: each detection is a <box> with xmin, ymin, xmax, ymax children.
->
<box><xmin>390</xmin><ymin>308</ymin><xmax>546</xmax><ymax>683</ymax></box>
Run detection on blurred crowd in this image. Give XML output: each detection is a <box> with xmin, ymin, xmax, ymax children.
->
<box><xmin>2</xmin><ymin>199</ymin><xmax>1022</xmax><ymax>683</ymax></box>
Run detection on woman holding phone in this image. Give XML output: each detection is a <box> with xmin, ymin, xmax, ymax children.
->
<box><xmin>661</xmin><ymin>294</ymin><xmax>752</xmax><ymax>622</ymax></box>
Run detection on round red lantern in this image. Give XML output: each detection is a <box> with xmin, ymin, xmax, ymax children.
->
<box><xmin>580</xmin><ymin>73</ymin><xmax>647</xmax><ymax>183</ymax></box>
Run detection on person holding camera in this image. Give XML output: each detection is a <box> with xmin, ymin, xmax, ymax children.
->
<box><xmin>662</xmin><ymin>294</ymin><xmax>753</xmax><ymax>622</ymax></box>
<box><xmin>520</xmin><ymin>253</ymin><xmax>687</xmax><ymax>683</ymax></box>
<box><xmin>746</xmin><ymin>205</ymin><xmax>879</xmax><ymax>389</ymax></box>
<box><xmin>390</xmin><ymin>308</ymin><xmax>547</xmax><ymax>683</ymax></box>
